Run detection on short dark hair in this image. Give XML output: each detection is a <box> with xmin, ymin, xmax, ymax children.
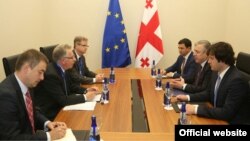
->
<box><xmin>207</xmin><ymin>42</ymin><xmax>235</xmax><ymax>66</ymax></box>
<box><xmin>15</xmin><ymin>49</ymin><xmax>49</xmax><ymax>71</ymax></box>
<box><xmin>178</xmin><ymin>38</ymin><xmax>192</xmax><ymax>48</ymax></box>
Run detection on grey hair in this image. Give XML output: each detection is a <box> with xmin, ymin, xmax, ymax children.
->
<box><xmin>195</xmin><ymin>40</ymin><xmax>211</xmax><ymax>53</ymax></box>
<box><xmin>52</xmin><ymin>44</ymin><xmax>72</xmax><ymax>62</ymax></box>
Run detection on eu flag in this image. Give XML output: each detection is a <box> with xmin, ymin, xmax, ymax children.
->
<box><xmin>102</xmin><ymin>0</ymin><xmax>131</xmax><ymax>68</ymax></box>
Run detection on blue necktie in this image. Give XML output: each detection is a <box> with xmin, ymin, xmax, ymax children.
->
<box><xmin>214</xmin><ymin>76</ymin><xmax>221</xmax><ymax>107</ymax></box>
<box><xmin>78</xmin><ymin>57</ymin><xmax>83</xmax><ymax>75</ymax></box>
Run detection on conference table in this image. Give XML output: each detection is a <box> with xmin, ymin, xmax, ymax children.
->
<box><xmin>54</xmin><ymin>68</ymin><xmax>227</xmax><ymax>140</ymax></box>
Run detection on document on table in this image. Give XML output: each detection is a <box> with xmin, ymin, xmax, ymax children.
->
<box><xmin>54</xmin><ymin>128</ymin><xmax>76</xmax><ymax>141</ymax></box>
<box><xmin>63</xmin><ymin>102</ymin><xmax>96</xmax><ymax>111</ymax></box>
<box><xmin>89</xmin><ymin>94</ymin><xmax>102</xmax><ymax>102</ymax></box>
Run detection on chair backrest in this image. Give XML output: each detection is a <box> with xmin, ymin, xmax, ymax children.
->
<box><xmin>39</xmin><ymin>44</ymin><xmax>58</xmax><ymax>62</ymax></box>
<box><xmin>236</xmin><ymin>52</ymin><xmax>250</xmax><ymax>81</ymax></box>
<box><xmin>2</xmin><ymin>54</ymin><xmax>20</xmax><ymax>77</ymax></box>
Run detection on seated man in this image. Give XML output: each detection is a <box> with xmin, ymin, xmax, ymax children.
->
<box><xmin>164</xmin><ymin>38</ymin><xmax>197</xmax><ymax>83</ymax></box>
<box><xmin>171</xmin><ymin>40</ymin><xmax>212</xmax><ymax>93</ymax></box>
<box><xmin>68</xmin><ymin>36</ymin><xmax>103</xmax><ymax>84</ymax></box>
<box><xmin>175</xmin><ymin>42</ymin><xmax>250</xmax><ymax>124</ymax></box>
<box><xmin>0</xmin><ymin>49</ymin><xmax>66</xmax><ymax>140</ymax></box>
<box><xmin>34</xmin><ymin>44</ymin><xmax>99</xmax><ymax>120</ymax></box>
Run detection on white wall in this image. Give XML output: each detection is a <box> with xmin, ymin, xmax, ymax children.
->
<box><xmin>0</xmin><ymin>0</ymin><xmax>45</xmax><ymax>79</ymax></box>
<box><xmin>0</xmin><ymin>0</ymin><xmax>249</xmax><ymax>80</ymax></box>
<box><xmin>225</xmin><ymin>0</ymin><xmax>250</xmax><ymax>54</ymax></box>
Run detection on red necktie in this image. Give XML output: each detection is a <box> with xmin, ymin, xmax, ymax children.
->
<box><xmin>25</xmin><ymin>91</ymin><xmax>35</xmax><ymax>133</ymax></box>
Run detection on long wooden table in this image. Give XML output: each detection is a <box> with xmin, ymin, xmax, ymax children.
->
<box><xmin>54</xmin><ymin>68</ymin><xmax>227</xmax><ymax>139</ymax></box>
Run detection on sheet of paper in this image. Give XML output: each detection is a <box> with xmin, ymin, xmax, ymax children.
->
<box><xmin>54</xmin><ymin>128</ymin><xmax>76</xmax><ymax>141</ymax></box>
<box><xmin>63</xmin><ymin>102</ymin><xmax>96</xmax><ymax>111</ymax></box>
<box><xmin>89</xmin><ymin>94</ymin><xmax>102</xmax><ymax>102</ymax></box>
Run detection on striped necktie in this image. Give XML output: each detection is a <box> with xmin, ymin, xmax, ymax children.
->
<box><xmin>25</xmin><ymin>91</ymin><xmax>35</xmax><ymax>133</ymax></box>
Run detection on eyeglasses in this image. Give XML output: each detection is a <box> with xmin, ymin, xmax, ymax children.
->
<box><xmin>63</xmin><ymin>56</ymin><xmax>74</xmax><ymax>60</ymax></box>
<box><xmin>78</xmin><ymin>44</ymin><xmax>89</xmax><ymax>47</ymax></box>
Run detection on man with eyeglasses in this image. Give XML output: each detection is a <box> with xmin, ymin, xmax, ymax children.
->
<box><xmin>68</xmin><ymin>36</ymin><xmax>104</xmax><ymax>84</ymax></box>
<box><xmin>171</xmin><ymin>40</ymin><xmax>212</xmax><ymax>93</ymax></box>
<box><xmin>34</xmin><ymin>44</ymin><xmax>99</xmax><ymax>120</ymax></box>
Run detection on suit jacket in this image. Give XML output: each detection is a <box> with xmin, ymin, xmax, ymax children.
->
<box><xmin>34</xmin><ymin>63</ymin><xmax>87</xmax><ymax>120</ymax></box>
<box><xmin>185</xmin><ymin>61</ymin><xmax>212</xmax><ymax>93</ymax></box>
<box><xmin>190</xmin><ymin>66</ymin><xmax>250</xmax><ymax>124</ymax></box>
<box><xmin>0</xmin><ymin>74</ymin><xmax>48</xmax><ymax>140</ymax></box>
<box><xmin>166</xmin><ymin>52</ymin><xmax>197</xmax><ymax>83</ymax></box>
<box><xmin>68</xmin><ymin>50</ymin><xmax>96</xmax><ymax>84</ymax></box>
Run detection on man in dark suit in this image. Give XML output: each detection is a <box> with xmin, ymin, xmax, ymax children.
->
<box><xmin>0</xmin><ymin>49</ymin><xmax>66</xmax><ymax>140</ymax></box>
<box><xmin>176</xmin><ymin>42</ymin><xmax>250</xmax><ymax>124</ymax></box>
<box><xmin>68</xmin><ymin>36</ymin><xmax>103</xmax><ymax>84</ymax></box>
<box><xmin>164</xmin><ymin>38</ymin><xmax>197</xmax><ymax>83</ymax></box>
<box><xmin>34</xmin><ymin>44</ymin><xmax>99</xmax><ymax>120</ymax></box>
<box><xmin>171</xmin><ymin>40</ymin><xmax>212</xmax><ymax>93</ymax></box>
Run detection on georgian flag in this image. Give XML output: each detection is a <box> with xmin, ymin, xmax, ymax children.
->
<box><xmin>135</xmin><ymin>0</ymin><xmax>164</xmax><ymax>68</ymax></box>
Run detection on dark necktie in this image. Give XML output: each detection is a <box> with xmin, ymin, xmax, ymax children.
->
<box><xmin>194</xmin><ymin>65</ymin><xmax>202</xmax><ymax>86</ymax></box>
<box><xmin>25</xmin><ymin>91</ymin><xmax>35</xmax><ymax>133</ymax></box>
<box><xmin>58</xmin><ymin>67</ymin><xmax>68</xmax><ymax>96</ymax></box>
<box><xmin>78</xmin><ymin>57</ymin><xmax>83</xmax><ymax>75</ymax></box>
<box><xmin>214</xmin><ymin>76</ymin><xmax>221</xmax><ymax>107</ymax></box>
<box><xmin>181</xmin><ymin>57</ymin><xmax>186</xmax><ymax>75</ymax></box>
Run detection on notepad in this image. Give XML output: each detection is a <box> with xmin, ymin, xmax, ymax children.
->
<box><xmin>63</xmin><ymin>102</ymin><xmax>96</xmax><ymax>111</ymax></box>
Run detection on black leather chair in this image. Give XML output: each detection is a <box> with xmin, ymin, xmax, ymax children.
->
<box><xmin>39</xmin><ymin>44</ymin><xmax>58</xmax><ymax>62</ymax></box>
<box><xmin>2</xmin><ymin>54</ymin><xmax>20</xmax><ymax>77</ymax></box>
<box><xmin>236</xmin><ymin>52</ymin><xmax>250</xmax><ymax>81</ymax></box>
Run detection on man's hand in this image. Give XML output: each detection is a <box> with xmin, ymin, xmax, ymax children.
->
<box><xmin>186</xmin><ymin>104</ymin><xmax>196</xmax><ymax>115</ymax></box>
<box><xmin>47</xmin><ymin>122</ymin><xmax>67</xmax><ymax>130</ymax></box>
<box><xmin>161</xmin><ymin>70</ymin><xmax>167</xmax><ymax>75</ymax></box>
<box><xmin>166</xmin><ymin>72</ymin><xmax>174</xmax><ymax>78</ymax></box>
<box><xmin>95</xmin><ymin>73</ymin><xmax>104</xmax><ymax>82</ymax></box>
<box><xmin>87</xmin><ymin>86</ymin><xmax>99</xmax><ymax>92</ymax></box>
<box><xmin>171</xmin><ymin>77</ymin><xmax>185</xmax><ymax>89</ymax></box>
<box><xmin>49</xmin><ymin>126</ymin><xmax>67</xmax><ymax>140</ymax></box>
<box><xmin>85</xmin><ymin>90</ymin><xmax>99</xmax><ymax>100</ymax></box>
<box><xmin>176</xmin><ymin>95</ymin><xmax>188</xmax><ymax>102</ymax></box>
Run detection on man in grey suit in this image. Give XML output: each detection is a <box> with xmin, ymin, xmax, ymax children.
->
<box><xmin>171</xmin><ymin>40</ymin><xmax>212</xmax><ymax>93</ymax></box>
<box><xmin>68</xmin><ymin>36</ymin><xmax>103</xmax><ymax>84</ymax></box>
<box><xmin>176</xmin><ymin>42</ymin><xmax>250</xmax><ymax>124</ymax></box>
<box><xmin>0</xmin><ymin>49</ymin><xmax>66</xmax><ymax>140</ymax></box>
<box><xmin>34</xmin><ymin>44</ymin><xmax>99</xmax><ymax>120</ymax></box>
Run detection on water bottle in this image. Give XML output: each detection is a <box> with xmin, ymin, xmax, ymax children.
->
<box><xmin>164</xmin><ymin>82</ymin><xmax>173</xmax><ymax>110</ymax></box>
<box><xmin>89</xmin><ymin>115</ymin><xmax>100</xmax><ymax>141</ymax></box>
<box><xmin>101</xmin><ymin>77</ymin><xmax>109</xmax><ymax>104</ymax></box>
<box><xmin>155</xmin><ymin>68</ymin><xmax>162</xmax><ymax>90</ymax></box>
<box><xmin>109</xmin><ymin>67</ymin><xmax>115</xmax><ymax>84</ymax></box>
<box><xmin>151</xmin><ymin>60</ymin><xmax>156</xmax><ymax>78</ymax></box>
<box><xmin>179</xmin><ymin>102</ymin><xmax>188</xmax><ymax>125</ymax></box>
